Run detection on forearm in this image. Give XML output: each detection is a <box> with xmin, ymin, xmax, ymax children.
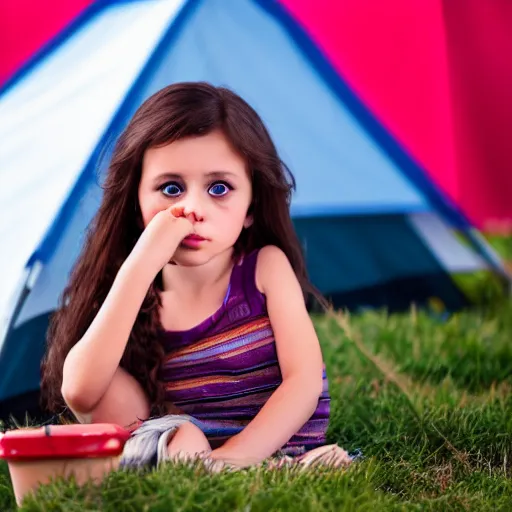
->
<box><xmin>62</xmin><ymin>255</ymin><xmax>156</xmax><ymax>411</ymax></box>
<box><xmin>210</xmin><ymin>376</ymin><xmax>321</xmax><ymax>466</ymax></box>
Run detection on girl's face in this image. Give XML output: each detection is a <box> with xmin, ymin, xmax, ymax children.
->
<box><xmin>138</xmin><ymin>129</ymin><xmax>253</xmax><ymax>267</ymax></box>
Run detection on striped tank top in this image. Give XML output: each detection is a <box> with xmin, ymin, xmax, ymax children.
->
<box><xmin>158</xmin><ymin>249</ymin><xmax>331</xmax><ymax>455</ymax></box>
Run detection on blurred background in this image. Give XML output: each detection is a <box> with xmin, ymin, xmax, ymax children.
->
<box><xmin>0</xmin><ymin>0</ymin><xmax>511</xmax><ymax>420</ymax></box>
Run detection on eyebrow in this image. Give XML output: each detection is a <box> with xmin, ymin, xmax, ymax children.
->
<box><xmin>153</xmin><ymin>171</ymin><xmax>239</xmax><ymax>184</ymax></box>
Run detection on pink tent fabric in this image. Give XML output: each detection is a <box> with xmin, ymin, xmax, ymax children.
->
<box><xmin>1</xmin><ymin>0</ymin><xmax>511</xmax><ymax>231</ymax></box>
<box><xmin>442</xmin><ymin>0</ymin><xmax>512</xmax><ymax>233</ymax></box>
<box><xmin>0</xmin><ymin>0</ymin><xmax>94</xmax><ymax>85</ymax></box>
<box><xmin>281</xmin><ymin>0</ymin><xmax>458</xmax><ymax>209</ymax></box>
<box><xmin>280</xmin><ymin>0</ymin><xmax>512</xmax><ymax>231</ymax></box>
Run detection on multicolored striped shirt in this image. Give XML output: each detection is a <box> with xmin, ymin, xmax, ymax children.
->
<box><xmin>158</xmin><ymin>249</ymin><xmax>330</xmax><ymax>455</ymax></box>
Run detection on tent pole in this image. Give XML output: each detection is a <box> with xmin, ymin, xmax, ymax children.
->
<box><xmin>0</xmin><ymin>261</ymin><xmax>43</xmax><ymax>358</ymax></box>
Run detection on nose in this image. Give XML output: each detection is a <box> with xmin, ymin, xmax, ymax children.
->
<box><xmin>178</xmin><ymin>191</ymin><xmax>204</xmax><ymax>222</ymax></box>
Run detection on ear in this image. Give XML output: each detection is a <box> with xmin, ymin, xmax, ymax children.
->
<box><xmin>243</xmin><ymin>213</ymin><xmax>253</xmax><ymax>229</ymax></box>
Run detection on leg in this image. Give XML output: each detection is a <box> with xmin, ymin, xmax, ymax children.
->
<box><xmin>167</xmin><ymin>421</ymin><xmax>212</xmax><ymax>462</ymax></box>
<box><xmin>67</xmin><ymin>366</ymin><xmax>150</xmax><ymax>429</ymax></box>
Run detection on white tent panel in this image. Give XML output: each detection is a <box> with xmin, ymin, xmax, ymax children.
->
<box><xmin>408</xmin><ymin>212</ymin><xmax>487</xmax><ymax>273</ymax></box>
<box><xmin>0</xmin><ymin>0</ymin><xmax>186</xmax><ymax>331</ymax></box>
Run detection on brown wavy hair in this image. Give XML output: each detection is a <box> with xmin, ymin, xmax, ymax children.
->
<box><xmin>41</xmin><ymin>82</ymin><xmax>326</xmax><ymax>416</ymax></box>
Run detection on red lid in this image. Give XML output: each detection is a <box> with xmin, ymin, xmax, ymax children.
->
<box><xmin>0</xmin><ymin>423</ymin><xmax>131</xmax><ymax>461</ymax></box>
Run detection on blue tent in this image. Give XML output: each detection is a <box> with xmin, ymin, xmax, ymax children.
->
<box><xmin>0</xmin><ymin>0</ymin><xmax>509</xmax><ymax>420</ymax></box>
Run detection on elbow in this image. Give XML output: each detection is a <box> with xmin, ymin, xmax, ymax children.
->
<box><xmin>61</xmin><ymin>383</ymin><xmax>94</xmax><ymax>415</ymax></box>
<box><xmin>61</xmin><ymin>354</ymin><xmax>96</xmax><ymax>414</ymax></box>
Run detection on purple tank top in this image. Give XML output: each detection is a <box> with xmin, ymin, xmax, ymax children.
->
<box><xmin>158</xmin><ymin>249</ymin><xmax>331</xmax><ymax>455</ymax></box>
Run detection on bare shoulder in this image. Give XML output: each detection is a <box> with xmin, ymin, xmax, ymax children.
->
<box><xmin>253</xmin><ymin>247</ymin><xmax>323</xmax><ymax>387</ymax></box>
<box><xmin>254</xmin><ymin>245</ymin><xmax>298</xmax><ymax>295</ymax></box>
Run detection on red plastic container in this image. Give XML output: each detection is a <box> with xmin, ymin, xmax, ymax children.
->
<box><xmin>0</xmin><ymin>423</ymin><xmax>131</xmax><ymax>461</ymax></box>
<box><xmin>0</xmin><ymin>423</ymin><xmax>131</xmax><ymax>506</ymax></box>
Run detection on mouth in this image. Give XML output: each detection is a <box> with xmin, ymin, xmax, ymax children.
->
<box><xmin>180</xmin><ymin>234</ymin><xmax>208</xmax><ymax>249</ymax></box>
<box><xmin>184</xmin><ymin>234</ymin><xmax>206</xmax><ymax>241</ymax></box>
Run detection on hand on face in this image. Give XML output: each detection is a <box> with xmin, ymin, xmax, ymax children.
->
<box><xmin>169</xmin><ymin>205</ymin><xmax>202</xmax><ymax>224</ymax></box>
<box><xmin>130</xmin><ymin>205</ymin><xmax>195</xmax><ymax>275</ymax></box>
<box><xmin>137</xmin><ymin>131</ymin><xmax>253</xmax><ymax>269</ymax></box>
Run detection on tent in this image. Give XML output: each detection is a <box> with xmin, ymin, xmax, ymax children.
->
<box><xmin>280</xmin><ymin>1</ymin><xmax>512</xmax><ymax>233</ymax></box>
<box><xmin>3</xmin><ymin>1</ymin><xmax>512</xmax><ymax>231</ymax></box>
<box><xmin>0</xmin><ymin>0</ymin><xmax>509</xmax><ymax>421</ymax></box>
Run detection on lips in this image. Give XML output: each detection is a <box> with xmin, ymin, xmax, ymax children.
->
<box><xmin>180</xmin><ymin>234</ymin><xmax>208</xmax><ymax>249</ymax></box>
<box><xmin>184</xmin><ymin>234</ymin><xmax>205</xmax><ymax>241</ymax></box>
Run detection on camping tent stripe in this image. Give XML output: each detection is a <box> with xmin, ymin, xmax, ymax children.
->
<box><xmin>254</xmin><ymin>0</ymin><xmax>471</xmax><ymax>232</ymax></box>
<box><xmin>0</xmin><ymin>0</ymin><xmax>180</xmax><ymax>98</ymax></box>
<box><xmin>407</xmin><ymin>213</ymin><xmax>485</xmax><ymax>274</ymax></box>
<box><xmin>0</xmin><ymin>1</ymin><xmax>103</xmax><ymax>98</ymax></box>
<box><xmin>0</xmin><ymin>0</ymin><xmax>188</xmax><ymax>330</ymax></box>
<box><xmin>30</xmin><ymin>0</ymin><xmax>194</xmax><ymax>266</ymax></box>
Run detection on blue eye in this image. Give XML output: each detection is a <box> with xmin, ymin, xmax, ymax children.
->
<box><xmin>161</xmin><ymin>182</ymin><xmax>183</xmax><ymax>197</ymax></box>
<box><xmin>208</xmin><ymin>181</ymin><xmax>231</xmax><ymax>197</ymax></box>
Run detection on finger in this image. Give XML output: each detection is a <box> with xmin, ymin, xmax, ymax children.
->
<box><xmin>170</xmin><ymin>206</ymin><xmax>184</xmax><ymax>218</ymax></box>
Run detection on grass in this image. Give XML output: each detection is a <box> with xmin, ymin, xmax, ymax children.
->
<box><xmin>3</xmin><ymin>303</ymin><xmax>512</xmax><ymax>511</ymax></box>
<box><xmin>1</xmin><ymin>236</ymin><xmax>512</xmax><ymax>510</ymax></box>
<box><xmin>486</xmin><ymin>235</ymin><xmax>512</xmax><ymax>261</ymax></box>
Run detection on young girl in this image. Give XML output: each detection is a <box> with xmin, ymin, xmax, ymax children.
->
<box><xmin>39</xmin><ymin>82</ymin><xmax>352</xmax><ymax>475</ymax></box>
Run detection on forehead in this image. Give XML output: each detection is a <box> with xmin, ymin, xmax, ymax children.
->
<box><xmin>141</xmin><ymin>130</ymin><xmax>248</xmax><ymax>180</ymax></box>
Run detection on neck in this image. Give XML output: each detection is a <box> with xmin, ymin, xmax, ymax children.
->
<box><xmin>161</xmin><ymin>248</ymin><xmax>236</xmax><ymax>294</ymax></box>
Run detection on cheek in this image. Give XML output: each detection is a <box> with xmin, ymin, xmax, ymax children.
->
<box><xmin>220</xmin><ymin>198</ymin><xmax>251</xmax><ymax>229</ymax></box>
<box><xmin>219</xmin><ymin>195</ymin><xmax>246</xmax><ymax>213</ymax></box>
<box><xmin>141</xmin><ymin>205</ymin><xmax>165</xmax><ymax>227</ymax></box>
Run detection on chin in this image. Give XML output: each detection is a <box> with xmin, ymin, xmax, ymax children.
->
<box><xmin>170</xmin><ymin>248</ymin><xmax>214</xmax><ymax>267</ymax></box>
<box><xmin>171</xmin><ymin>244</ymin><xmax>236</xmax><ymax>267</ymax></box>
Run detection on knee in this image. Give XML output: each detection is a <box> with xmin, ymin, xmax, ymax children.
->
<box><xmin>168</xmin><ymin>421</ymin><xmax>211</xmax><ymax>459</ymax></box>
<box><xmin>173</xmin><ymin>421</ymin><xmax>209</xmax><ymax>444</ymax></box>
<box><xmin>177</xmin><ymin>421</ymin><xmax>206</xmax><ymax>438</ymax></box>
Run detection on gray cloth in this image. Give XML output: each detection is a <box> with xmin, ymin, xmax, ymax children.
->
<box><xmin>119</xmin><ymin>414</ymin><xmax>194</xmax><ymax>469</ymax></box>
<box><xmin>118</xmin><ymin>414</ymin><xmax>357</xmax><ymax>473</ymax></box>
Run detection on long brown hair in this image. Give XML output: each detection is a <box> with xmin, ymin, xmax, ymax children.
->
<box><xmin>41</xmin><ymin>82</ymin><xmax>326</xmax><ymax>416</ymax></box>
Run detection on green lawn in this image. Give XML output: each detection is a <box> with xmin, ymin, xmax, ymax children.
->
<box><xmin>2</xmin><ymin>236</ymin><xmax>512</xmax><ymax>511</ymax></box>
<box><xmin>2</xmin><ymin>301</ymin><xmax>512</xmax><ymax>511</ymax></box>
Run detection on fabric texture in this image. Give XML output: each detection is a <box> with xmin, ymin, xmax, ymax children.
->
<box><xmin>119</xmin><ymin>414</ymin><xmax>355</xmax><ymax>472</ymax></box>
<box><xmin>119</xmin><ymin>414</ymin><xmax>195</xmax><ymax>469</ymax></box>
<box><xmin>157</xmin><ymin>249</ymin><xmax>331</xmax><ymax>456</ymax></box>
<box><xmin>119</xmin><ymin>249</ymin><xmax>355</xmax><ymax>470</ymax></box>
